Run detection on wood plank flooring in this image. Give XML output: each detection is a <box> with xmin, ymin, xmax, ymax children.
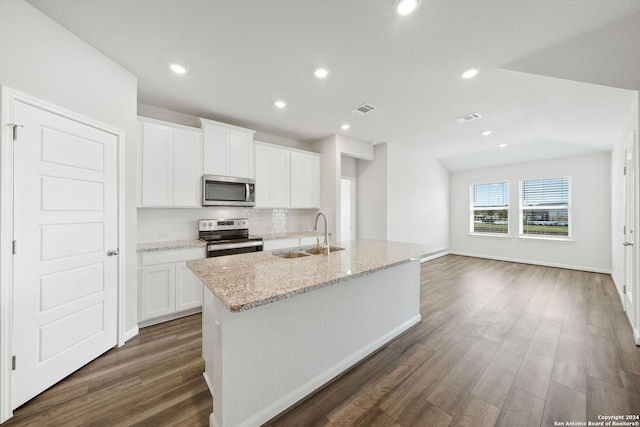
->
<box><xmin>2</xmin><ymin>255</ymin><xmax>639</xmax><ymax>426</ymax></box>
<box><xmin>268</xmin><ymin>255</ymin><xmax>640</xmax><ymax>427</ymax></box>
<box><xmin>1</xmin><ymin>314</ymin><xmax>211</xmax><ymax>427</ymax></box>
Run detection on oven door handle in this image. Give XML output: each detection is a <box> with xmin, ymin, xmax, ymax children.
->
<box><xmin>208</xmin><ymin>240</ymin><xmax>263</xmax><ymax>251</ymax></box>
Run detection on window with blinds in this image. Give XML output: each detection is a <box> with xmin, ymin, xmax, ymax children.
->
<box><xmin>470</xmin><ymin>182</ymin><xmax>509</xmax><ymax>234</ymax></box>
<box><xmin>520</xmin><ymin>177</ymin><xmax>570</xmax><ymax>237</ymax></box>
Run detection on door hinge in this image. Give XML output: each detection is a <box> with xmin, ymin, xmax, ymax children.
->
<box><xmin>12</xmin><ymin>240</ymin><xmax>16</xmax><ymax>255</ymax></box>
<box><xmin>624</xmin><ymin>225</ymin><xmax>627</xmax><ymax>235</ymax></box>
<box><xmin>12</xmin><ymin>355</ymin><xmax>16</xmax><ymax>371</ymax></box>
<box><xmin>7</xmin><ymin>123</ymin><xmax>24</xmax><ymax>141</ymax></box>
<box><xmin>624</xmin><ymin>166</ymin><xmax>627</xmax><ymax>175</ymax></box>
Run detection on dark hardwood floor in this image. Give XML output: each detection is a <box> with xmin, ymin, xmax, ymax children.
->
<box><xmin>3</xmin><ymin>255</ymin><xmax>639</xmax><ymax>426</ymax></box>
<box><xmin>1</xmin><ymin>314</ymin><xmax>211</xmax><ymax>427</ymax></box>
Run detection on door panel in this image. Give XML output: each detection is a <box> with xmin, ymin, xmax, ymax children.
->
<box><xmin>623</xmin><ymin>133</ymin><xmax>635</xmax><ymax>322</ymax></box>
<box><xmin>12</xmin><ymin>100</ymin><xmax>118</xmax><ymax>409</ymax></box>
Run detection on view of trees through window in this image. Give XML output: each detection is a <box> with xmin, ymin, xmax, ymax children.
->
<box><xmin>472</xmin><ymin>182</ymin><xmax>509</xmax><ymax>234</ymax></box>
<box><xmin>521</xmin><ymin>177</ymin><xmax>569</xmax><ymax>237</ymax></box>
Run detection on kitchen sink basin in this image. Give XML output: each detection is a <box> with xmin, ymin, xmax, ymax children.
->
<box><xmin>304</xmin><ymin>246</ymin><xmax>346</xmax><ymax>255</ymax></box>
<box><xmin>274</xmin><ymin>251</ymin><xmax>311</xmax><ymax>259</ymax></box>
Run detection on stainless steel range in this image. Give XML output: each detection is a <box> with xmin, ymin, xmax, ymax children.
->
<box><xmin>198</xmin><ymin>218</ymin><xmax>263</xmax><ymax>258</ymax></box>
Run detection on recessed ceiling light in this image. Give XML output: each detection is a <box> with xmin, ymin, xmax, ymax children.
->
<box><xmin>274</xmin><ymin>100</ymin><xmax>287</xmax><ymax>109</ymax></box>
<box><xmin>313</xmin><ymin>67</ymin><xmax>330</xmax><ymax>79</ymax></box>
<box><xmin>462</xmin><ymin>68</ymin><xmax>479</xmax><ymax>79</ymax></box>
<box><xmin>169</xmin><ymin>63</ymin><xmax>187</xmax><ymax>74</ymax></box>
<box><xmin>395</xmin><ymin>0</ymin><xmax>420</xmax><ymax>16</ymax></box>
<box><xmin>341</xmin><ymin>124</ymin><xmax>350</xmax><ymax>130</ymax></box>
<box><xmin>499</xmin><ymin>143</ymin><xmax>508</xmax><ymax>148</ymax></box>
<box><xmin>481</xmin><ymin>130</ymin><xmax>493</xmax><ymax>136</ymax></box>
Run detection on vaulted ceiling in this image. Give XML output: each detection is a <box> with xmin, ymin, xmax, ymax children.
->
<box><xmin>26</xmin><ymin>0</ymin><xmax>640</xmax><ymax>171</ymax></box>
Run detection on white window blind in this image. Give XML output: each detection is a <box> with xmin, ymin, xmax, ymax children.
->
<box><xmin>471</xmin><ymin>182</ymin><xmax>509</xmax><ymax>234</ymax></box>
<box><xmin>520</xmin><ymin>177</ymin><xmax>570</xmax><ymax>237</ymax></box>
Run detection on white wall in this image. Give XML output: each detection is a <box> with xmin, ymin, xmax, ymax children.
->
<box><xmin>387</xmin><ymin>144</ymin><xmax>449</xmax><ymax>248</ymax></box>
<box><xmin>341</xmin><ymin>155</ymin><xmax>358</xmax><ymax>177</ymax></box>
<box><xmin>0</xmin><ymin>0</ymin><xmax>139</xmax><ymax>333</ymax></box>
<box><xmin>450</xmin><ymin>152</ymin><xmax>612</xmax><ymax>272</ymax></box>
<box><xmin>358</xmin><ymin>144</ymin><xmax>388</xmax><ymax>240</ymax></box>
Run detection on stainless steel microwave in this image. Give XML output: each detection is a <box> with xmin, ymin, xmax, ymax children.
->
<box><xmin>202</xmin><ymin>175</ymin><xmax>255</xmax><ymax>207</ymax></box>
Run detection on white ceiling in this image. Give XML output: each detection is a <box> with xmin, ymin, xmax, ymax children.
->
<box><xmin>25</xmin><ymin>0</ymin><xmax>640</xmax><ymax>171</ymax></box>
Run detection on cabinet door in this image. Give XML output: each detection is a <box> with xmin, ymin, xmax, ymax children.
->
<box><xmin>173</xmin><ymin>129</ymin><xmax>202</xmax><ymax>207</ymax></box>
<box><xmin>309</xmin><ymin>154</ymin><xmax>321</xmax><ymax>208</ymax></box>
<box><xmin>141</xmin><ymin>123</ymin><xmax>173</xmax><ymax>206</ymax></box>
<box><xmin>254</xmin><ymin>144</ymin><xmax>271</xmax><ymax>208</ymax></box>
<box><xmin>270</xmin><ymin>148</ymin><xmax>290</xmax><ymax>208</ymax></box>
<box><xmin>176</xmin><ymin>261</ymin><xmax>203</xmax><ymax>311</ymax></box>
<box><xmin>203</xmin><ymin>123</ymin><xmax>228</xmax><ymax>176</ymax></box>
<box><xmin>263</xmin><ymin>238</ymin><xmax>300</xmax><ymax>251</ymax></box>
<box><xmin>139</xmin><ymin>263</ymin><xmax>176</xmax><ymax>321</ymax></box>
<box><xmin>228</xmin><ymin>130</ymin><xmax>254</xmax><ymax>179</ymax></box>
<box><xmin>290</xmin><ymin>152</ymin><xmax>320</xmax><ymax>208</ymax></box>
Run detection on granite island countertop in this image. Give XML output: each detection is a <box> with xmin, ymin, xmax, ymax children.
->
<box><xmin>187</xmin><ymin>239</ymin><xmax>445</xmax><ymax>313</ymax></box>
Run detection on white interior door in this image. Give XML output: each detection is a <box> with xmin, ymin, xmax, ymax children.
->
<box><xmin>340</xmin><ymin>177</ymin><xmax>356</xmax><ymax>241</ymax></box>
<box><xmin>623</xmin><ymin>132</ymin><xmax>636</xmax><ymax>321</ymax></box>
<box><xmin>12</xmin><ymin>100</ymin><xmax>118</xmax><ymax>408</ymax></box>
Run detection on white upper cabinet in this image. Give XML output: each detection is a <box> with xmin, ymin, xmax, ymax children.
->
<box><xmin>255</xmin><ymin>142</ymin><xmax>320</xmax><ymax>209</ymax></box>
<box><xmin>201</xmin><ymin>118</ymin><xmax>255</xmax><ymax>179</ymax></box>
<box><xmin>255</xmin><ymin>143</ymin><xmax>290</xmax><ymax>208</ymax></box>
<box><xmin>290</xmin><ymin>151</ymin><xmax>320</xmax><ymax>208</ymax></box>
<box><xmin>138</xmin><ymin>118</ymin><xmax>202</xmax><ymax>208</ymax></box>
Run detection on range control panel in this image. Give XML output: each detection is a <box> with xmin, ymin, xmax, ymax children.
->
<box><xmin>198</xmin><ymin>218</ymin><xmax>249</xmax><ymax>231</ymax></box>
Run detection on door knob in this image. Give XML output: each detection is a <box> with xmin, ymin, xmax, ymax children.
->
<box><xmin>107</xmin><ymin>249</ymin><xmax>119</xmax><ymax>256</ymax></box>
<box><xmin>623</xmin><ymin>242</ymin><xmax>633</xmax><ymax>246</ymax></box>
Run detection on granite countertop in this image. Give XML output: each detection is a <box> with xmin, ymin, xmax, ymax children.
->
<box><xmin>254</xmin><ymin>230</ymin><xmax>325</xmax><ymax>240</ymax></box>
<box><xmin>137</xmin><ymin>239</ymin><xmax>206</xmax><ymax>252</ymax></box>
<box><xmin>187</xmin><ymin>239</ymin><xmax>445</xmax><ymax>313</ymax></box>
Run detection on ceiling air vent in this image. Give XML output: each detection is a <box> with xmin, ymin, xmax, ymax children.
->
<box><xmin>455</xmin><ymin>112</ymin><xmax>482</xmax><ymax>123</ymax></box>
<box><xmin>351</xmin><ymin>103</ymin><xmax>377</xmax><ymax>115</ymax></box>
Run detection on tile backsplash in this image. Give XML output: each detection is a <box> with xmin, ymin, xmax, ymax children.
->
<box><xmin>137</xmin><ymin>207</ymin><xmax>320</xmax><ymax>243</ymax></box>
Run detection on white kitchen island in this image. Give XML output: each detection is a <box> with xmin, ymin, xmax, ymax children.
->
<box><xmin>187</xmin><ymin>239</ymin><xmax>443</xmax><ymax>427</ymax></box>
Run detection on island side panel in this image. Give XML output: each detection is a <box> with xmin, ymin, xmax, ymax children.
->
<box><xmin>207</xmin><ymin>260</ymin><xmax>421</xmax><ymax>427</ymax></box>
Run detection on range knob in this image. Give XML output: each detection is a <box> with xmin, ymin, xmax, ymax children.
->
<box><xmin>208</xmin><ymin>222</ymin><xmax>213</xmax><ymax>228</ymax></box>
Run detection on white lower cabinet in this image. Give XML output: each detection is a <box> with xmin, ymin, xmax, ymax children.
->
<box><xmin>138</xmin><ymin>247</ymin><xmax>205</xmax><ymax>325</ymax></box>
<box><xmin>263</xmin><ymin>236</ymin><xmax>321</xmax><ymax>251</ymax></box>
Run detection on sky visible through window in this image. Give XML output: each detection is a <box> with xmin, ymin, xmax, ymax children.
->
<box><xmin>473</xmin><ymin>182</ymin><xmax>508</xmax><ymax>208</ymax></box>
<box><xmin>522</xmin><ymin>177</ymin><xmax>569</xmax><ymax>206</ymax></box>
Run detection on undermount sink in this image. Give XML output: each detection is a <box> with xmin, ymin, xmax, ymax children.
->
<box><xmin>274</xmin><ymin>251</ymin><xmax>311</xmax><ymax>259</ymax></box>
<box><xmin>304</xmin><ymin>246</ymin><xmax>346</xmax><ymax>255</ymax></box>
<box><xmin>273</xmin><ymin>246</ymin><xmax>346</xmax><ymax>259</ymax></box>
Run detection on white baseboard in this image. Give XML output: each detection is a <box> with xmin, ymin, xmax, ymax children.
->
<box><xmin>611</xmin><ymin>274</ymin><xmax>626</xmax><ymax>305</ymax></box>
<box><xmin>449</xmin><ymin>251</ymin><xmax>612</xmax><ymax>274</ymax></box>
<box><xmin>242</xmin><ymin>314</ymin><xmax>422</xmax><ymax>427</ymax></box>
<box><xmin>122</xmin><ymin>325</ymin><xmax>139</xmax><ymax>344</ymax></box>
<box><xmin>421</xmin><ymin>249</ymin><xmax>450</xmax><ymax>263</ymax></box>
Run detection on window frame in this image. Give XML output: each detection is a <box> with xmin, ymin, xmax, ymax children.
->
<box><xmin>469</xmin><ymin>181</ymin><xmax>510</xmax><ymax>237</ymax></box>
<box><xmin>518</xmin><ymin>176</ymin><xmax>572</xmax><ymax>241</ymax></box>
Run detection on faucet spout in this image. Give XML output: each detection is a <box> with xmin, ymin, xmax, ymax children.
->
<box><xmin>314</xmin><ymin>212</ymin><xmax>329</xmax><ymax>251</ymax></box>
